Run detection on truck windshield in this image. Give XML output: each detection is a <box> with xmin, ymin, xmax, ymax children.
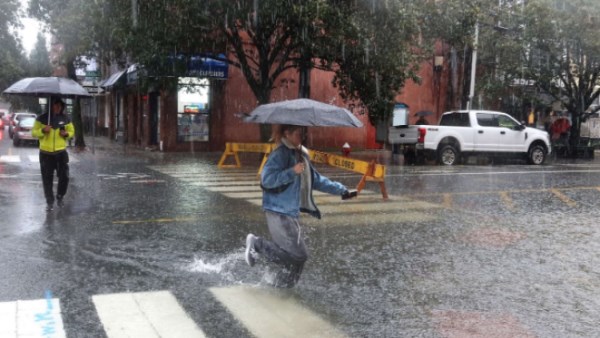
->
<box><xmin>497</xmin><ymin>114</ymin><xmax>519</xmax><ymax>128</ymax></box>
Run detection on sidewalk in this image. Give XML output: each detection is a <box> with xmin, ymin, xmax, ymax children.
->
<box><xmin>76</xmin><ymin>135</ymin><xmax>600</xmax><ymax>167</ymax></box>
<box><xmin>75</xmin><ymin>135</ymin><xmax>165</xmax><ymax>159</ymax></box>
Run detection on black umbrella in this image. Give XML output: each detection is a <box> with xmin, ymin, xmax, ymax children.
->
<box><xmin>2</xmin><ymin>77</ymin><xmax>91</xmax><ymax>124</ymax></box>
<box><xmin>3</xmin><ymin>77</ymin><xmax>91</xmax><ymax>98</ymax></box>
<box><xmin>414</xmin><ymin>110</ymin><xmax>434</xmax><ymax>117</ymax></box>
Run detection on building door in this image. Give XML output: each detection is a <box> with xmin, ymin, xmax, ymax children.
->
<box><xmin>149</xmin><ymin>92</ymin><xmax>159</xmax><ymax>146</ymax></box>
<box><xmin>115</xmin><ymin>94</ymin><xmax>124</xmax><ymax>143</ymax></box>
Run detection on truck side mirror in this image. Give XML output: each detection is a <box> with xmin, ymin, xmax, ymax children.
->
<box><xmin>514</xmin><ymin>124</ymin><xmax>526</xmax><ymax>131</ymax></box>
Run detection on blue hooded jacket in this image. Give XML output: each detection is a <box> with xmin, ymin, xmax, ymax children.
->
<box><xmin>261</xmin><ymin>142</ymin><xmax>347</xmax><ymax>219</ymax></box>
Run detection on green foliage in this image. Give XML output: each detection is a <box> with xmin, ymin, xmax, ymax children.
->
<box><xmin>480</xmin><ymin>0</ymin><xmax>600</xmax><ymax>155</ymax></box>
<box><xmin>29</xmin><ymin>33</ymin><xmax>52</xmax><ymax>76</ymax></box>
<box><xmin>420</xmin><ymin>0</ymin><xmax>484</xmax><ymax>110</ymax></box>
<box><xmin>0</xmin><ymin>0</ymin><xmax>27</xmax><ymax>92</ymax></box>
<box><xmin>321</xmin><ymin>0</ymin><xmax>424</xmax><ymax>126</ymax></box>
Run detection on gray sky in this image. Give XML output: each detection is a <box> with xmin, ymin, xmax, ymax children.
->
<box><xmin>19</xmin><ymin>0</ymin><xmax>47</xmax><ymax>55</ymax></box>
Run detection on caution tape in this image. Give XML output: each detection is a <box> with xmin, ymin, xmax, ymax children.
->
<box><xmin>218</xmin><ymin>143</ymin><xmax>387</xmax><ymax>199</ymax></box>
<box><xmin>309</xmin><ymin>150</ymin><xmax>388</xmax><ymax>199</ymax></box>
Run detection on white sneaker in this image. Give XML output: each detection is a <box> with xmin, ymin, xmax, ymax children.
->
<box><xmin>245</xmin><ymin>234</ymin><xmax>257</xmax><ymax>267</ymax></box>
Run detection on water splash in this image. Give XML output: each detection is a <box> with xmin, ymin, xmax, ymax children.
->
<box><xmin>185</xmin><ymin>251</ymin><xmax>241</xmax><ymax>274</ymax></box>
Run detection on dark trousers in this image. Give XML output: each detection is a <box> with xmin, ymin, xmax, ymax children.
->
<box><xmin>40</xmin><ymin>151</ymin><xmax>69</xmax><ymax>204</ymax></box>
<box><xmin>255</xmin><ymin>211</ymin><xmax>308</xmax><ymax>288</ymax></box>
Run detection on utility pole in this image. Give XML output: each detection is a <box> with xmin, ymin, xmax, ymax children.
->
<box><xmin>467</xmin><ymin>22</ymin><xmax>479</xmax><ymax>110</ymax></box>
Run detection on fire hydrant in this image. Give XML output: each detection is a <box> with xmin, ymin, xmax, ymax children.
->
<box><xmin>342</xmin><ymin>142</ymin><xmax>352</xmax><ymax>157</ymax></box>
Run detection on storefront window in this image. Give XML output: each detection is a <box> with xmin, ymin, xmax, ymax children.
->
<box><xmin>177</xmin><ymin>77</ymin><xmax>209</xmax><ymax>142</ymax></box>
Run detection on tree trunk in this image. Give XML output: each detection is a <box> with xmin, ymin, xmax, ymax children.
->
<box><xmin>66</xmin><ymin>60</ymin><xmax>86</xmax><ymax>149</ymax></box>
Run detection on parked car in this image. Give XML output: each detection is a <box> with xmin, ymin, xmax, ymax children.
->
<box><xmin>8</xmin><ymin>112</ymin><xmax>36</xmax><ymax>138</ymax></box>
<box><xmin>0</xmin><ymin>110</ymin><xmax>6</xmax><ymax>127</ymax></box>
<box><xmin>389</xmin><ymin>110</ymin><xmax>552</xmax><ymax>165</ymax></box>
<box><xmin>2</xmin><ymin>112</ymin><xmax>13</xmax><ymax>128</ymax></box>
<box><xmin>419</xmin><ymin>110</ymin><xmax>552</xmax><ymax>165</ymax></box>
<box><xmin>12</xmin><ymin>117</ymin><xmax>38</xmax><ymax>147</ymax></box>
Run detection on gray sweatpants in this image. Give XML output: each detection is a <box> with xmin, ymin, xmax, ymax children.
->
<box><xmin>254</xmin><ymin>211</ymin><xmax>308</xmax><ymax>287</ymax></box>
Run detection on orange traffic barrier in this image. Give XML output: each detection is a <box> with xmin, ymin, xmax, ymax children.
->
<box><xmin>309</xmin><ymin>150</ymin><xmax>388</xmax><ymax>199</ymax></box>
<box><xmin>217</xmin><ymin>142</ymin><xmax>275</xmax><ymax>174</ymax></box>
<box><xmin>218</xmin><ymin>143</ymin><xmax>387</xmax><ymax>199</ymax></box>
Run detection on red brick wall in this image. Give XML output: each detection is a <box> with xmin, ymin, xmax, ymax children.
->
<box><xmin>116</xmin><ymin>48</ymin><xmax>449</xmax><ymax>153</ymax></box>
<box><xmin>209</xmin><ymin>59</ymin><xmax>448</xmax><ymax>152</ymax></box>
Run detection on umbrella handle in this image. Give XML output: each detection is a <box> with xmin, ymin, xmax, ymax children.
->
<box><xmin>48</xmin><ymin>96</ymin><xmax>51</xmax><ymax>126</ymax></box>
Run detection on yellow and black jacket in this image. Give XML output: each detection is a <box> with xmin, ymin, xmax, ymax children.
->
<box><xmin>32</xmin><ymin>113</ymin><xmax>75</xmax><ymax>153</ymax></box>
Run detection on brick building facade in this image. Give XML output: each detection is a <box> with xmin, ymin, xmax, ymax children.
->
<box><xmin>97</xmin><ymin>51</ymin><xmax>449</xmax><ymax>153</ymax></box>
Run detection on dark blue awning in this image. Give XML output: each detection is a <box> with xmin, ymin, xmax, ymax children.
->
<box><xmin>100</xmin><ymin>70</ymin><xmax>126</xmax><ymax>88</ymax></box>
<box><xmin>167</xmin><ymin>53</ymin><xmax>228</xmax><ymax>79</ymax></box>
<box><xmin>187</xmin><ymin>55</ymin><xmax>228</xmax><ymax>79</ymax></box>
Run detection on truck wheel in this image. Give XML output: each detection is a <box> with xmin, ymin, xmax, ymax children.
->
<box><xmin>528</xmin><ymin>144</ymin><xmax>546</xmax><ymax>165</ymax></box>
<box><xmin>438</xmin><ymin>145</ymin><xmax>460</xmax><ymax>165</ymax></box>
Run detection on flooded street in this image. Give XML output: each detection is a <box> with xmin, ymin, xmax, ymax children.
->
<box><xmin>2</xmin><ymin>138</ymin><xmax>600</xmax><ymax>337</ymax></box>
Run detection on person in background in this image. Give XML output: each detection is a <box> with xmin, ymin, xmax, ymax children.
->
<box><xmin>415</xmin><ymin>116</ymin><xmax>429</xmax><ymax>125</ymax></box>
<box><xmin>32</xmin><ymin>98</ymin><xmax>75</xmax><ymax>211</ymax></box>
<box><xmin>543</xmin><ymin>109</ymin><xmax>554</xmax><ymax>133</ymax></box>
<box><xmin>244</xmin><ymin>124</ymin><xmax>357</xmax><ymax>288</ymax></box>
<box><xmin>528</xmin><ymin>109</ymin><xmax>536</xmax><ymax>126</ymax></box>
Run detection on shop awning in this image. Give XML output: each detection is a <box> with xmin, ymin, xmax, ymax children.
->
<box><xmin>100</xmin><ymin>69</ymin><xmax>126</xmax><ymax>88</ymax></box>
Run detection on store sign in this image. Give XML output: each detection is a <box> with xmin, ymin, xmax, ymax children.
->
<box><xmin>184</xmin><ymin>105</ymin><xmax>201</xmax><ymax>113</ymax></box>
<box><xmin>187</xmin><ymin>54</ymin><xmax>228</xmax><ymax>79</ymax></box>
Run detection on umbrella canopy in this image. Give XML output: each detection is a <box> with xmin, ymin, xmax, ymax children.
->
<box><xmin>2</xmin><ymin>77</ymin><xmax>91</xmax><ymax>98</ymax></box>
<box><xmin>414</xmin><ymin>110</ymin><xmax>434</xmax><ymax>117</ymax></box>
<box><xmin>244</xmin><ymin>98</ymin><xmax>363</xmax><ymax>127</ymax></box>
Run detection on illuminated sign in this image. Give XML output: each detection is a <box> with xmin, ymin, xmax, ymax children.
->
<box><xmin>184</xmin><ymin>105</ymin><xmax>200</xmax><ymax>113</ymax></box>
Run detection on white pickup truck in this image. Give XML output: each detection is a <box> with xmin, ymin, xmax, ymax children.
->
<box><xmin>391</xmin><ymin>110</ymin><xmax>552</xmax><ymax>165</ymax></box>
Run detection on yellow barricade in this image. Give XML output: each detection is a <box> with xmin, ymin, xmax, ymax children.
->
<box><xmin>218</xmin><ymin>143</ymin><xmax>387</xmax><ymax>199</ymax></box>
<box><xmin>309</xmin><ymin>150</ymin><xmax>388</xmax><ymax>199</ymax></box>
<box><xmin>217</xmin><ymin>142</ymin><xmax>275</xmax><ymax>174</ymax></box>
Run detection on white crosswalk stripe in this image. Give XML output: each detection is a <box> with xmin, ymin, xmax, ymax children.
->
<box><xmin>93</xmin><ymin>291</ymin><xmax>206</xmax><ymax>338</ymax></box>
<box><xmin>0</xmin><ymin>295</ymin><xmax>66</xmax><ymax>338</ymax></box>
<box><xmin>2</xmin><ymin>286</ymin><xmax>357</xmax><ymax>337</ymax></box>
<box><xmin>0</xmin><ymin>154</ymin><xmax>78</xmax><ymax>164</ymax></box>
<box><xmin>149</xmin><ymin>165</ymin><xmax>443</xmax><ymax>225</ymax></box>
<box><xmin>0</xmin><ymin>155</ymin><xmax>20</xmax><ymax>163</ymax></box>
<box><xmin>210</xmin><ymin>285</ymin><xmax>348</xmax><ymax>338</ymax></box>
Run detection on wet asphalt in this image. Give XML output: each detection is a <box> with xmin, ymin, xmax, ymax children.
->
<box><xmin>1</xmin><ymin>133</ymin><xmax>600</xmax><ymax>337</ymax></box>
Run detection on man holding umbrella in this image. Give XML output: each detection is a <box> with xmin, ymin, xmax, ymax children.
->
<box><xmin>32</xmin><ymin>97</ymin><xmax>75</xmax><ymax>211</ymax></box>
<box><xmin>3</xmin><ymin>77</ymin><xmax>89</xmax><ymax>210</ymax></box>
<box><xmin>245</xmin><ymin>124</ymin><xmax>357</xmax><ymax>288</ymax></box>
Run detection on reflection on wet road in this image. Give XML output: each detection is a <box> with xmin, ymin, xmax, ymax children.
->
<box><xmin>3</xmin><ymin>150</ymin><xmax>600</xmax><ymax>337</ymax></box>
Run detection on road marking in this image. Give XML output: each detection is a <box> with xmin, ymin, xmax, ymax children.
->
<box><xmin>210</xmin><ymin>285</ymin><xmax>347</xmax><ymax>338</ymax></box>
<box><xmin>206</xmin><ymin>185</ymin><xmax>263</xmax><ymax>192</ymax></box>
<box><xmin>387</xmin><ymin>168</ymin><xmax>600</xmax><ymax>177</ymax></box>
<box><xmin>190</xmin><ymin>180</ymin><xmax>259</xmax><ymax>187</ymax></box>
<box><xmin>433</xmin><ymin>310</ymin><xmax>535</xmax><ymax>338</ymax></box>
<box><xmin>112</xmin><ymin>217</ymin><xmax>199</xmax><ymax>224</ymax></box>
<box><xmin>302</xmin><ymin>210</ymin><xmax>438</xmax><ymax>226</ymax></box>
<box><xmin>222</xmin><ymin>191</ymin><xmax>264</xmax><ymax>199</ymax></box>
<box><xmin>93</xmin><ymin>291</ymin><xmax>206</xmax><ymax>338</ymax></box>
<box><xmin>499</xmin><ymin>191</ymin><xmax>515</xmax><ymax>211</ymax></box>
<box><xmin>317</xmin><ymin>200</ymin><xmax>441</xmax><ymax>214</ymax></box>
<box><xmin>150</xmin><ymin>164</ymin><xmax>442</xmax><ymax>223</ymax></box>
<box><xmin>130</xmin><ymin>179</ymin><xmax>166</xmax><ymax>184</ymax></box>
<box><xmin>0</xmin><ymin>155</ymin><xmax>20</xmax><ymax>163</ymax></box>
<box><xmin>0</xmin><ymin>293</ymin><xmax>66</xmax><ymax>338</ymax></box>
<box><xmin>0</xmin><ymin>155</ymin><xmax>78</xmax><ymax>164</ymax></box>
<box><xmin>550</xmin><ymin>189</ymin><xmax>577</xmax><ymax>207</ymax></box>
<box><xmin>442</xmin><ymin>193</ymin><xmax>452</xmax><ymax>208</ymax></box>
